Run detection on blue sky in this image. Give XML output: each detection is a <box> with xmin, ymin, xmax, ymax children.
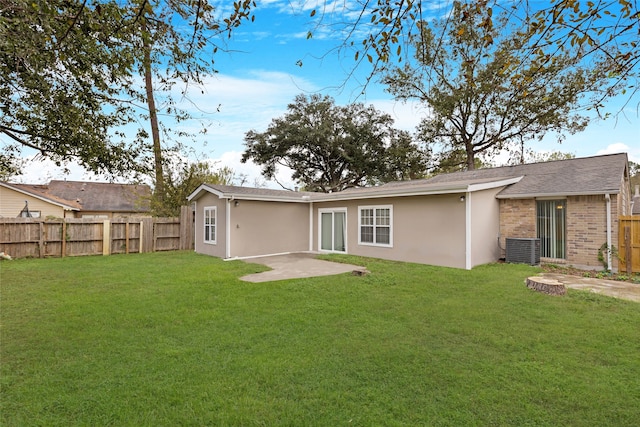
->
<box><xmin>16</xmin><ymin>0</ymin><xmax>640</xmax><ymax>187</ymax></box>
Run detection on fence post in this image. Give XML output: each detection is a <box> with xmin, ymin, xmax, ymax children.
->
<box><xmin>139</xmin><ymin>220</ymin><xmax>144</xmax><ymax>253</ymax></box>
<box><xmin>125</xmin><ymin>222</ymin><xmax>130</xmax><ymax>254</ymax></box>
<box><xmin>625</xmin><ymin>226</ymin><xmax>632</xmax><ymax>275</ymax></box>
<box><xmin>38</xmin><ymin>221</ymin><xmax>44</xmax><ymax>258</ymax></box>
<box><xmin>61</xmin><ymin>220</ymin><xmax>67</xmax><ymax>258</ymax></box>
<box><xmin>102</xmin><ymin>219</ymin><xmax>111</xmax><ymax>256</ymax></box>
<box><xmin>179</xmin><ymin>205</ymin><xmax>193</xmax><ymax>250</ymax></box>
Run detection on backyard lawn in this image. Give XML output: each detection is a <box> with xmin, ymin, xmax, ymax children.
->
<box><xmin>1</xmin><ymin>251</ymin><xmax>639</xmax><ymax>426</ymax></box>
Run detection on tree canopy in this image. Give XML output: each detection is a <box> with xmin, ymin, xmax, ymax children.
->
<box><xmin>1</xmin><ymin>0</ymin><xmax>141</xmax><ymax>176</ymax></box>
<box><xmin>0</xmin><ymin>0</ymin><xmax>255</xmax><ymax>182</ymax></box>
<box><xmin>242</xmin><ymin>94</ymin><xmax>428</xmax><ymax>192</ymax></box>
<box><xmin>307</xmin><ymin>0</ymin><xmax>639</xmax><ymax>103</ymax></box>
<box><xmin>382</xmin><ymin>1</ymin><xmax>616</xmax><ymax>170</ymax></box>
<box><xmin>153</xmin><ymin>160</ymin><xmax>235</xmax><ymax>216</ymax></box>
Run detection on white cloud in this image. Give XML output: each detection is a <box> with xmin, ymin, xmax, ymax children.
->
<box><xmin>596</xmin><ymin>143</ymin><xmax>640</xmax><ymax>164</ymax></box>
<box><xmin>214</xmin><ymin>151</ymin><xmax>295</xmax><ymax>190</ymax></box>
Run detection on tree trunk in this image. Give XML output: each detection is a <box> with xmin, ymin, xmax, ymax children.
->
<box><xmin>142</xmin><ymin>19</ymin><xmax>164</xmax><ymax>203</ymax></box>
<box><xmin>466</xmin><ymin>143</ymin><xmax>475</xmax><ymax>170</ymax></box>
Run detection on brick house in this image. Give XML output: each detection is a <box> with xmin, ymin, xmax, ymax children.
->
<box><xmin>427</xmin><ymin>153</ymin><xmax>631</xmax><ymax>270</ymax></box>
<box><xmin>189</xmin><ymin>153</ymin><xmax>631</xmax><ymax>271</ymax></box>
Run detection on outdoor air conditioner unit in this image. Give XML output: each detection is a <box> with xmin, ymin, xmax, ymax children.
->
<box><xmin>505</xmin><ymin>238</ymin><xmax>540</xmax><ymax>265</ymax></box>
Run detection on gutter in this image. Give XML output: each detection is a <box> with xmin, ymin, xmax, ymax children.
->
<box><xmin>605</xmin><ymin>193</ymin><xmax>612</xmax><ymax>271</ymax></box>
<box><xmin>226</xmin><ymin>199</ymin><xmax>231</xmax><ymax>259</ymax></box>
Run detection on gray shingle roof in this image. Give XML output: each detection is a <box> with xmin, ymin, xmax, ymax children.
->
<box><xmin>194</xmin><ymin>183</ymin><xmax>315</xmax><ymax>202</ymax></box>
<box><xmin>422</xmin><ymin>153</ymin><xmax>628</xmax><ymax>198</ymax></box>
<box><xmin>46</xmin><ymin>181</ymin><xmax>151</xmax><ymax>212</ymax></box>
<box><xmin>192</xmin><ymin>154</ymin><xmax>628</xmax><ymax>202</ymax></box>
<box><xmin>3</xmin><ymin>182</ymin><xmax>81</xmax><ymax>210</ymax></box>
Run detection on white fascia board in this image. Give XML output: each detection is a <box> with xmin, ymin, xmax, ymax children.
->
<box><xmin>0</xmin><ymin>182</ymin><xmax>79</xmax><ymax>211</ymax></box>
<box><xmin>467</xmin><ymin>176</ymin><xmax>523</xmax><ymax>192</ymax></box>
<box><xmin>313</xmin><ymin>178</ymin><xmax>522</xmax><ymax>202</ymax></box>
<box><xmin>496</xmin><ymin>189</ymin><xmax>620</xmax><ymax>199</ymax></box>
<box><xmin>187</xmin><ymin>184</ymin><xmax>215</xmax><ymax>201</ymax></box>
<box><xmin>187</xmin><ymin>184</ymin><xmax>227</xmax><ymax>201</ymax></box>
<box><xmin>220</xmin><ymin>194</ymin><xmax>311</xmax><ymax>203</ymax></box>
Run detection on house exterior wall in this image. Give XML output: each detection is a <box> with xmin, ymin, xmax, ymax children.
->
<box><xmin>193</xmin><ymin>192</ymin><xmax>227</xmax><ymax>258</ymax></box>
<box><xmin>499</xmin><ymin>195</ymin><xmax>620</xmax><ymax>270</ymax></box>
<box><xmin>314</xmin><ymin>194</ymin><xmax>469</xmax><ymax>269</ymax></box>
<box><xmin>470</xmin><ymin>188</ymin><xmax>503</xmax><ymax>267</ymax></box>
<box><xmin>498</xmin><ymin>199</ymin><xmax>536</xmax><ymax>251</ymax></box>
<box><xmin>566</xmin><ymin>195</ymin><xmax>619</xmax><ymax>270</ymax></box>
<box><xmin>228</xmin><ymin>200</ymin><xmax>309</xmax><ymax>258</ymax></box>
<box><xmin>0</xmin><ymin>186</ymin><xmax>66</xmax><ymax>218</ymax></box>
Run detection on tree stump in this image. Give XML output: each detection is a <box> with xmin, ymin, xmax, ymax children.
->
<box><xmin>526</xmin><ymin>276</ymin><xmax>566</xmax><ymax>296</ymax></box>
<box><xmin>352</xmin><ymin>269</ymin><xmax>370</xmax><ymax>276</ymax></box>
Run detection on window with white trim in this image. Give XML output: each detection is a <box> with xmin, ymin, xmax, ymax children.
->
<box><xmin>204</xmin><ymin>206</ymin><xmax>217</xmax><ymax>244</ymax></box>
<box><xmin>358</xmin><ymin>205</ymin><xmax>392</xmax><ymax>247</ymax></box>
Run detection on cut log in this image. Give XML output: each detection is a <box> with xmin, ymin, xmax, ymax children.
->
<box><xmin>526</xmin><ymin>276</ymin><xmax>566</xmax><ymax>296</ymax></box>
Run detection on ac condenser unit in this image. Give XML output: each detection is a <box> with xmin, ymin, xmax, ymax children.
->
<box><xmin>505</xmin><ymin>238</ymin><xmax>540</xmax><ymax>265</ymax></box>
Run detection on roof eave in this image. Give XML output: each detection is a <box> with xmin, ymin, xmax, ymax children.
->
<box><xmin>496</xmin><ymin>190</ymin><xmax>620</xmax><ymax>199</ymax></box>
<box><xmin>187</xmin><ymin>184</ymin><xmax>311</xmax><ymax>203</ymax></box>
<box><xmin>314</xmin><ymin>177</ymin><xmax>523</xmax><ymax>201</ymax></box>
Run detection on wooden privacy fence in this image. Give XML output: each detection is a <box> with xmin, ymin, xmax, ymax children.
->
<box><xmin>0</xmin><ymin>206</ymin><xmax>193</xmax><ymax>259</ymax></box>
<box><xmin>619</xmin><ymin>216</ymin><xmax>640</xmax><ymax>274</ymax></box>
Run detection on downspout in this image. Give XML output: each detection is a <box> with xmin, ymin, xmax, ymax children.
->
<box><xmin>226</xmin><ymin>198</ymin><xmax>231</xmax><ymax>259</ymax></box>
<box><xmin>605</xmin><ymin>193</ymin><xmax>612</xmax><ymax>271</ymax></box>
<box><xmin>193</xmin><ymin>200</ymin><xmax>197</xmax><ymax>252</ymax></box>
<box><xmin>309</xmin><ymin>202</ymin><xmax>314</xmax><ymax>252</ymax></box>
<box><xmin>465</xmin><ymin>191</ymin><xmax>472</xmax><ymax>270</ymax></box>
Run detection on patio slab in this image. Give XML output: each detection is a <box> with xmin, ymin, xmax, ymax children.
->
<box><xmin>540</xmin><ymin>273</ymin><xmax>640</xmax><ymax>302</ymax></box>
<box><xmin>239</xmin><ymin>253</ymin><xmax>367</xmax><ymax>283</ymax></box>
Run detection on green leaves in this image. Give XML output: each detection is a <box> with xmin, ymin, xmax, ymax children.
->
<box><xmin>242</xmin><ymin>94</ymin><xmax>428</xmax><ymax>192</ymax></box>
<box><xmin>383</xmin><ymin>0</ymin><xmax>607</xmax><ymax>171</ymax></box>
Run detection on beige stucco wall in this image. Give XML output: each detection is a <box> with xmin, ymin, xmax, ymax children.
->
<box><xmin>469</xmin><ymin>188</ymin><xmax>503</xmax><ymax>267</ymax></box>
<box><xmin>193</xmin><ymin>192</ymin><xmax>227</xmax><ymax>258</ymax></box>
<box><xmin>0</xmin><ymin>186</ymin><xmax>67</xmax><ymax>218</ymax></box>
<box><xmin>192</xmin><ymin>193</ymin><xmax>310</xmax><ymax>259</ymax></box>
<box><xmin>228</xmin><ymin>200</ymin><xmax>309</xmax><ymax>258</ymax></box>
<box><xmin>314</xmin><ymin>194</ymin><xmax>470</xmax><ymax>269</ymax></box>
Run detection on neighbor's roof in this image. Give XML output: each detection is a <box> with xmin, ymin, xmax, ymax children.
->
<box><xmin>1</xmin><ymin>182</ymin><xmax>81</xmax><ymax>210</ymax></box>
<box><xmin>46</xmin><ymin>181</ymin><xmax>151</xmax><ymax>212</ymax></box>
<box><xmin>424</xmin><ymin>153</ymin><xmax>628</xmax><ymax>198</ymax></box>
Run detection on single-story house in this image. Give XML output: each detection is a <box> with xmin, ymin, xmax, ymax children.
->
<box><xmin>0</xmin><ymin>180</ymin><xmax>151</xmax><ymax>219</ymax></box>
<box><xmin>188</xmin><ymin>153</ymin><xmax>631</xmax><ymax>271</ymax></box>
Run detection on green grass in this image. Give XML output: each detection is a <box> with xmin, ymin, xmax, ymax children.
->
<box><xmin>1</xmin><ymin>252</ymin><xmax>639</xmax><ymax>426</ymax></box>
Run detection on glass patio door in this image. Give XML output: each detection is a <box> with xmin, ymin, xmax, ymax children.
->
<box><xmin>536</xmin><ymin>200</ymin><xmax>566</xmax><ymax>259</ymax></box>
<box><xmin>320</xmin><ymin>210</ymin><xmax>346</xmax><ymax>252</ymax></box>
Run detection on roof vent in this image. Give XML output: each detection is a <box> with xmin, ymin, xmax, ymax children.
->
<box><xmin>506</xmin><ymin>238</ymin><xmax>540</xmax><ymax>265</ymax></box>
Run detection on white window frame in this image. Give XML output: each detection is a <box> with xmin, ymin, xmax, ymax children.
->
<box><xmin>358</xmin><ymin>205</ymin><xmax>393</xmax><ymax>248</ymax></box>
<box><xmin>204</xmin><ymin>206</ymin><xmax>217</xmax><ymax>245</ymax></box>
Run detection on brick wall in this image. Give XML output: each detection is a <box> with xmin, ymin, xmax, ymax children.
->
<box><xmin>499</xmin><ymin>199</ymin><xmax>536</xmax><ymax>254</ymax></box>
<box><xmin>566</xmin><ymin>195</ymin><xmax>618</xmax><ymax>270</ymax></box>
<box><xmin>499</xmin><ymin>196</ymin><xmax>619</xmax><ymax>270</ymax></box>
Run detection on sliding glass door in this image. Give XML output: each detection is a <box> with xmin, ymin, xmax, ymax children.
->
<box><xmin>536</xmin><ymin>200</ymin><xmax>566</xmax><ymax>259</ymax></box>
<box><xmin>320</xmin><ymin>209</ymin><xmax>346</xmax><ymax>252</ymax></box>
